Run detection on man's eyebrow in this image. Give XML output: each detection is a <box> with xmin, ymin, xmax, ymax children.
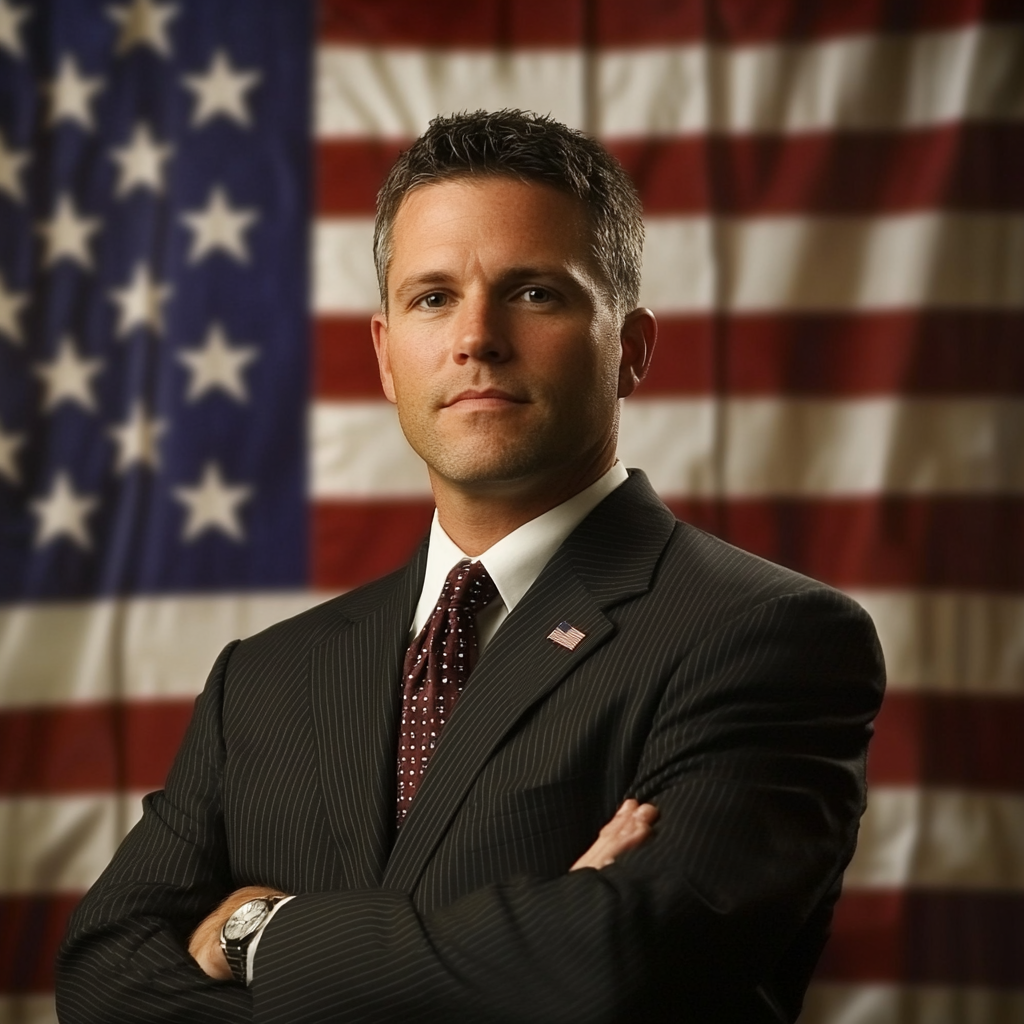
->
<box><xmin>393</xmin><ymin>271</ymin><xmax>456</xmax><ymax>297</ymax></box>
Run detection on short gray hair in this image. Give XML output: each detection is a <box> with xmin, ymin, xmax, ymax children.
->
<box><xmin>373</xmin><ymin>109</ymin><xmax>644</xmax><ymax>318</ymax></box>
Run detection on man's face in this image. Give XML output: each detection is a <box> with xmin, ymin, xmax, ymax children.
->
<box><xmin>372</xmin><ymin>176</ymin><xmax>641</xmax><ymax>500</ymax></box>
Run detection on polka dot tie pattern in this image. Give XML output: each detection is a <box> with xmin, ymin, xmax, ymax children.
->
<box><xmin>396</xmin><ymin>559</ymin><xmax>498</xmax><ymax>827</ymax></box>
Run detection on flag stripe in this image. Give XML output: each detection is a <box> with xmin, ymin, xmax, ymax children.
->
<box><xmin>0</xmin><ymin>996</ymin><xmax>56</xmax><ymax>1024</ymax></box>
<box><xmin>0</xmin><ymin>704</ymin><xmax>192</xmax><ymax>797</ymax></box>
<box><xmin>315</xmin><ymin>26</ymin><xmax>1024</xmax><ymax>139</ymax></box>
<box><xmin>868</xmin><ymin>694</ymin><xmax>1024</xmax><ymax>791</ymax></box>
<box><xmin>315</xmin><ymin>312</ymin><xmax>1024</xmax><ymax>399</ymax></box>
<box><xmin>0</xmin><ymin>789</ymin><xmax>1017</xmax><ymax>895</ymax></box>
<box><xmin>0</xmin><ymin>594</ymin><xmax>322</xmax><ymax>709</ymax></box>
<box><xmin>314</xmin><ymin>214</ymin><xmax>1024</xmax><ymax>314</ymax></box>
<box><xmin>318</xmin><ymin>124</ymin><xmax>1024</xmax><ymax>216</ymax></box>
<box><xmin>849</xmin><ymin>590</ymin><xmax>1024</xmax><ymax>695</ymax></box>
<box><xmin>1</xmin><ymin>591</ymin><xmax>1020</xmax><ymax>709</ymax></box>
<box><xmin>4</xmin><ymin>692</ymin><xmax>1022</xmax><ymax>797</ymax></box>
<box><xmin>846</xmin><ymin>788</ymin><xmax>1024</xmax><ymax>889</ymax></box>
<box><xmin>817</xmin><ymin>889</ymin><xmax>1024</xmax><ymax>988</ymax></box>
<box><xmin>312</xmin><ymin>495</ymin><xmax>1024</xmax><ymax>592</ymax></box>
<box><xmin>311</xmin><ymin>398</ymin><xmax>1024</xmax><ymax>499</ymax></box>
<box><xmin>801</xmin><ymin>982</ymin><xmax>1024</xmax><ymax>1024</ymax></box>
<box><xmin>0</xmin><ymin>896</ymin><xmax>79</xmax><ymax>995</ymax></box>
<box><xmin>318</xmin><ymin>0</ymin><xmax>1022</xmax><ymax>48</ymax></box>
<box><xmin>0</xmin><ymin>795</ymin><xmax>145</xmax><ymax>895</ymax></box>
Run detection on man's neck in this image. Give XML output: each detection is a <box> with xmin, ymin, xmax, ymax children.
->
<box><xmin>430</xmin><ymin>456</ymin><xmax>617</xmax><ymax>556</ymax></box>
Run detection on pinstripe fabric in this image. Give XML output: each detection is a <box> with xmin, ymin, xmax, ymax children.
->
<box><xmin>55</xmin><ymin>470</ymin><xmax>884</xmax><ymax>1023</ymax></box>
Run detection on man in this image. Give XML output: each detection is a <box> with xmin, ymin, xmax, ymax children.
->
<box><xmin>56</xmin><ymin>110</ymin><xmax>884</xmax><ymax>1023</ymax></box>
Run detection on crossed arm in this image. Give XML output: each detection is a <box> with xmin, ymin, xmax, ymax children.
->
<box><xmin>188</xmin><ymin>799</ymin><xmax>660</xmax><ymax>981</ymax></box>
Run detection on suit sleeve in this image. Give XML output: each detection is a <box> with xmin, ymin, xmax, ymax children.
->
<box><xmin>251</xmin><ymin>588</ymin><xmax>885</xmax><ymax>1024</ymax></box>
<box><xmin>55</xmin><ymin>641</ymin><xmax>252</xmax><ymax>1024</ymax></box>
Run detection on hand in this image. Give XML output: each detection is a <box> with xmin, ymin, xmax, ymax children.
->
<box><xmin>188</xmin><ymin>885</ymin><xmax>287</xmax><ymax>980</ymax></box>
<box><xmin>570</xmin><ymin>798</ymin><xmax>659</xmax><ymax>871</ymax></box>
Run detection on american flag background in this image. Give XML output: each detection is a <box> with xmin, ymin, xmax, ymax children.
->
<box><xmin>1</xmin><ymin>1</ymin><xmax>1022</xmax><ymax>1021</ymax></box>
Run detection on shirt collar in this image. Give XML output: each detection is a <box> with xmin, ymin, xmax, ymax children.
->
<box><xmin>412</xmin><ymin>462</ymin><xmax>628</xmax><ymax>635</ymax></box>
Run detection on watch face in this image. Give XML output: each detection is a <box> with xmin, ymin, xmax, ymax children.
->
<box><xmin>222</xmin><ymin>899</ymin><xmax>270</xmax><ymax>941</ymax></box>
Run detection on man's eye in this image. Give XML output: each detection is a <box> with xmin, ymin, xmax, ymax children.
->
<box><xmin>522</xmin><ymin>287</ymin><xmax>551</xmax><ymax>303</ymax></box>
<box><xmin>419</xmin><ymin>293</ymin><xmax>447</xmax><ymax>308</ymax></box>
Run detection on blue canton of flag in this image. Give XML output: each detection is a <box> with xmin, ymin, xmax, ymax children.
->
<box><xmin>0</xmin><ymin>0</ymin><xmax>311</xmax><ymax>601</ymax></box>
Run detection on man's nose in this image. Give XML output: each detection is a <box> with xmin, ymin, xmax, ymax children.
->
<box><xmin>452</xmin><ymin>294</ymin><xmax>510</xmax><ymax>364</ymax></box>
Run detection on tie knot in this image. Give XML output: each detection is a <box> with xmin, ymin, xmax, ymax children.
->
<box><xmin>444</xmin><ymin>559</ymin><xmax>497</xmax><ymax>612</ymax></box>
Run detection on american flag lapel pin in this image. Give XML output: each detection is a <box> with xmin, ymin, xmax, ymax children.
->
<box><xmin>547</xmin><ymin>620</ymin><xmax>586</xmax><ymax>651</ymax></box>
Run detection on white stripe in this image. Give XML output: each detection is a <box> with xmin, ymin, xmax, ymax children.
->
<box><xmin>1</xmin><ymin>588</ymin><xmax>1020</xmax><ymax>712</ymax></box>
<box><xmin>312</xmin><ymin>218</ymin><xmax>378</xmax><ymax>314</ymax></box>
<box><xmin>314</xmin><ymin>214</ymin><xmax>1024</xmax><ymax>314</ymax></box>
<box><xmin>801</xmin><ymin>983</ymin><xmax>1024</xmax><ymax>1024</ymax></box>
<box><xmin>604</xmin><ymin>24</ymin><xmax>1024</xmax><ymax>136</ymax></box>
<box><xmin>0</xmin><ymin>786</ymin><xmax>1018</xmax><ymax>899</ymax></box>
<box><xmin>0</xmin><ymin>592</ymin><xmax>324</xmax><ymax>709</ymax></box>
<box><xmin>312</xmin><ymin>397</ymin><xmax>1024</xmax><ymax>498</ymax></box>
<box><xmin>316</xmin><ymin>25</ymin><xmax>1024</xmax><ymax>139</ymax></box>
<box><xmin>311</xmin><ymin>401</ymin><xmax>429</xmax><ymax>498</ymax></box>
<box><xmin>0</xmin><ymin>996</ymin><xmax>57</xmax><ymax>1024</ymax></box>
<box><xmin>846</xmin><ymin>787</ymin><xmax>1024</xmax><ymax>891</ymax></box>
<box><xmin>0</xmin><ymin>793</ymin><xmax>145</xmax><ymax>895</ymax></box>
<box><xmin>847</xmin><ymin>590</ymin><xmax>1024</xmax><ymax>696</ymax></box>
<box><xmin>2</xmin><ymin>785</ymin><xmax>1020</xmax><ymax>900</ymax></box>
<box><xmin>641</xmin><ymin>213</ymin><xmax>1024</xmax><ymax>313</ymax></box>
<box><xmin>316</xmin><ymin>47</ymin><xmax>584</xmax><ymax>138</ymax></box>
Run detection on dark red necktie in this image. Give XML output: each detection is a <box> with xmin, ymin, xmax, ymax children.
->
<box><xmin>396</xmin><ymin>559</ymin><xmax>498</xmax><ymax>826</ymax></box>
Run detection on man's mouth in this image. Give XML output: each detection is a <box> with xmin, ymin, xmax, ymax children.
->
<box><xmin>444</xmin><ymin>388</ymin><xmax>527</xmax><ymax>408</ymax></box>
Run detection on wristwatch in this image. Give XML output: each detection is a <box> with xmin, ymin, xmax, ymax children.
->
<box><xmin>220</xmin><ymin>895</ymin><xmax>286</xmax><ymax>984</ymax></box>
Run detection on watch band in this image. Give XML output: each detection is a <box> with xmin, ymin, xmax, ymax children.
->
<box><xmin>220</xmin><ymin>895</ymin><xmax>285</xmax><ymax>985</ymax></box>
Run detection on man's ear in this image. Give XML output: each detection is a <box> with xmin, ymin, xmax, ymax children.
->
<box><xmin>617</xmin><ymin>307</ymin><xmax>657</xmax><ymax>399</ymax></box>
<box><xmin>370</xmin><ymin>311</ymin><xmax>398</xmax><ymax>405</ymax></box>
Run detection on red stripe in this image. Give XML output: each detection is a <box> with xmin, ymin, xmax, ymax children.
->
<box><xmin>318</xmin><ymin>126</ymin><xmax>1024</xmax><ymax>216</ymax></box>
<box><xmin>318</xmin><ymin>0</ymin><xmax>1021</xmax><ymax>46</ymax></box>
<box><xmin>868</xmin><ymin>693</ymin><xmax>1024</xmax><ymax>790</ymax></box>
<box><xmin>312</xmin><ymin>500</ymin><xmax>433</xmax><ymax>590</ymax></box>
<box><xmin>5</xmin><ymin>691</ymin><xmax>1019</xmax><ymax>797</ymax></box>
<box><xmin>0</xmin><ymin>894</ymin><xmax>79</xmax><ymax>994</ymax></box>
<box><xmin>0</xmin><ymin>701</ymin><xmax>194</xmax><ymax>796</ymax></box>
<box><xmin>665</xmin><ymin>496</ymin><xmax>1024</xmax><ymax>593</ymax></box>
<box><xmin>314</xmin><ymin>312</ymin><xmax>1024</xmax><ymax>399</ymax></box>
<box><xmin>817</xmin><ymin>889</ymin><xmax>1024</xmax><ymax>988</ymax></box>
<box><xmin>312</xmin><ymin>496</ymin><xmax>1023</xmax><ymax>593</ymax></box>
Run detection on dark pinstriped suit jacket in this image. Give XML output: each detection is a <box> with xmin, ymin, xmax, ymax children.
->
<box><xmin>56</xmin><ymin>471</ymin><xmax>884</xmax><ymax>1023</ymax></box>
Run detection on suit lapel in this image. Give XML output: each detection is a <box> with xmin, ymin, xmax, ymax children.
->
<box><xmin>383</xmin><ymin>470</ymin><xmax>677</xmax><ymax>892</ymax></box>
<box><xmin>309</xmin><ymin>546</ymin><xmax>426</xmax><ymax>887</ymax></box>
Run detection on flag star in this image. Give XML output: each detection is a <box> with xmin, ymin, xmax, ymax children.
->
<box><xmin>173</xmin><ymin>461</ymin><xmax>252</xmax><ymax>542</ymax></box>
<box><xmin>110</xmin><ymin>122</ymin><xmax>173</xmax><ymax>196</ymax></box>
<box><xmin>0</xmin><ymin>0</ymin><xmax>30</xmax><ymax>58</ymax></box>
<box><xmin>33</xmin><ymin>336</ymin><xmax>104</xmax><ymax>413</ymax></box>
<box><xmin>0</xmin><ymin>420</ymin><xmax>25</xmax><ymax>485</ymax></box>
<box><xmin>183</xmin><ymin>49</ymin><xmax>261</xmax><ymax>128</ymax></box>
<box><xmin>107</xmin><ymin>0</ymin><xmax>178</xmax><ymax>58</ymax></box>
<box><xmin>36</xmin><ymin>192</ymin><xmax>102</xmax><ymax>269</ymax></box>
<box><xmin>31</xmin><ymin>471</ymin><xmax>100</xmax><ymax>550</ymax></box>
<box><xmin>0</xmin><ymin>271</ymin><xmax>28</xmax><ymax>346</ymax></box>
<box><xmin>46</xmin><ymin>54</ymin><xmax>105</xmax><ymax>131</ymax></box>
<box><xmin>177</xmin><ymin>323</ymin><xmax>258</xmax><ymax>403</ymax></box>
<box><xmin>180</xmin><ymin>185</ymin><xmax>258</xmax><ymax>264</ymax></box>
<box><xmin>108</xmin><ymin>400</ymin><xmax>167</xmax><ymax>473</ymax></box>
<box><xmin>108</xmin><ymin>262</ymin><xmax>171</xmax><ymax>337</ymax></box>
<box><xmin>0</xmin><ymin>129</ymin><xmax>29</xmax><ymax>202</ymax></box>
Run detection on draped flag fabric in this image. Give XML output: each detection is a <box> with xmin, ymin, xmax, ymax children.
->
<box><xmin>1</xmin><ymin>1</ymin><xmax>1022</xmax><ymax>1021</ymax></box>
